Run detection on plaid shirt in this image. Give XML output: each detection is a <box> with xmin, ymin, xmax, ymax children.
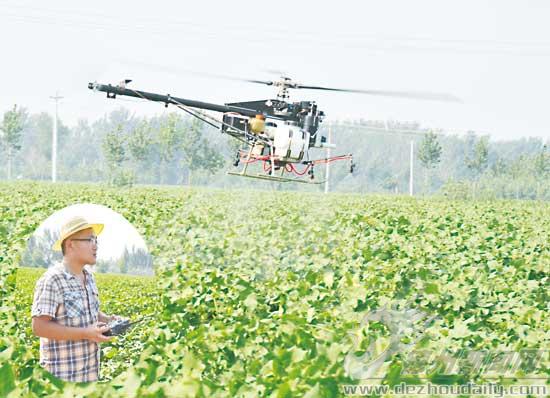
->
<box><xmin>31</xmin><ymin>263</ymin><xmax>101</xmax><ymax>382</ymax></box>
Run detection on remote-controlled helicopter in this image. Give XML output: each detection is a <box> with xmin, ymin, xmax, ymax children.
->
<box><xmin>88</xmin><ymin>75</ymin><xmax>460</xmax><ymax>184</ymax></box>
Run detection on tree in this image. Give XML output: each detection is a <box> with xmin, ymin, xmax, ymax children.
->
<box><xmin>23</xmin><ymin>113</ymin><xmax>54</xmax><ymax>180</ymax></box>
<box><xmin>533</xmin><ymin>144</ymin><xmax>549</xmax><ymax>177</ymax></box>
<box><xmin>465</xmin><ymin>135</ymin><xmax>489</xmax><ymax>198</ymax></box>
<box><xmin>125</xmin><ymin>247</ymin><xmax>154</xmax><ymax>275</ymax></box>
<box><xmin>95</xmin><ymin>259</ymin><xmax>110</xmax><ymax>273</ymax></box>
<box><xmin>128</xmin><ymin>120</ymin><xmax>152</xmax><ymax>162</ymax></box>
<box><xmin>533</xmin><ymin>144</ymin><xmax>549</xmax><ymax>199</ymax></box>
<box><xmin>21</xmin><ymin>228</ymin><xmax>62</xmax><ymax>268</ymax></box>
<box><xmin>158</xmin><ymin>113</ymin><xmax>181</xmax><ymax>163</ymax></box>
<box><xmin>18</xmin><ymin>112</ymin><xmax>70</xmax><ymax>181</ymax></box>
<box><xmin>382</xmin><ymin>176</ymin><xmax>399</xmax><ymax>194</ymax></box>
<box><xmin>418</xmin><ymin>131</ymin><xmax>442</xmax><ymax>194</ymax></box>
<box><xmin>490</xmin><ymin>156</ymin><xmax>507</xmax><ymax>177</ymax></box>
<box><xmin>1</xmin><ymin>105</ymin><xmax>27</xmax><ymax>179</ymax></box>
<box><xmin>157</xmin><ymin>113</ymin><xmax>183</xmax><ymax>184</ymax></box>
<box><xmin>466</xmin><ymin>136</ymin><xmax>489</xmax><ymax>175</ymax></box>
<box><xmin>127</xmin><ymin>119</ymin><xmax>153</xmax><ymax>183</ymax></box>
<box><xmin>508</xmin><ymin>154</ymin><xmax>527</xmax><ymax>199</ymax></box>
<box><xmin>180</xmin><ymin>118</ymin><xmax>224</xmax><ymax>185</ymax></box>
<box><xmin>103</xmin><ymin>124</ymin><xmax>126</xmax><ymax>165</ymax></box>
<box><xmin>118</xmin><ymin>247</ymin><xmax>130</xmax><ymax>274</ymax></box>
<box><xmin>61</xmin><ymin>118</ymin><xmax>102</xmax><ymax>182</ymax></box>
<box><xmin>102</xmin><ymin>124</ymin><xmax>133</xmax><ymax>186</ymax></box>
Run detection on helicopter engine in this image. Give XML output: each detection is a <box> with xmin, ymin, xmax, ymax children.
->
<box><xmin>222</xmin><ymin>113</ymin><xmax>309</xmax><ymax>162</ymax></box>
<box><xmin>264</xmin><ymin>122</ymin><xmax>308</xmax><ymax>161</ymax></box>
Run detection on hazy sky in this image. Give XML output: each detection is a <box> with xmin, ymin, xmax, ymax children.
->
<box><xmin>1</xmin><ymin>0</ymin><xmax>549</xmax><ymax>140</ymax></box>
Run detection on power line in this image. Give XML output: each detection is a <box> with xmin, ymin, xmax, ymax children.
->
<box><xmin>2</xmin><ymin>3</ymin><xmax>550</xmax><ymax>50</ymax></box>
<box><xmin>2</xmin><ymin>9</ymin><xmax>550</xmax><ymax>56</ymax></box>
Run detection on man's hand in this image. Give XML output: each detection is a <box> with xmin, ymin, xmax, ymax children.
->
<box><xmin>99</xmin><ymin>311</ymin><xmax>125</xmax><ymax>324</ymax></box>
<box><xmin>84</xmin><ymin>322</ymin><xmax>113</xmax><ymax>343</ymax></box>
<box><xmin>109</xmin><ymin>314</ymin><xmax>124</xmax><ymax>323</ymax></box>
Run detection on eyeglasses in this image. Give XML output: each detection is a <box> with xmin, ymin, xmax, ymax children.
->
<box><xmin>71</xmin><ymin>237</ymin><xmax>98</xmax><ymax>245</ymax></box>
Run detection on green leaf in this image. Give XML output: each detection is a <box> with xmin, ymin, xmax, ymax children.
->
<box><xmin>425</xmin><ymin>282</ymin><xmax>439</xmax><ymax>295</ymax></box>
<box><xmin>0</xmin><ymin>363</ymin><xmax>15</xmax><ymax>396</ymax></box>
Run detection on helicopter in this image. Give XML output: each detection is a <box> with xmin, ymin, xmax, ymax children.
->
<box><xmin>88</xmin><ymin>75</ymin><xmax>460</xmax><ymax>184</ymax></box>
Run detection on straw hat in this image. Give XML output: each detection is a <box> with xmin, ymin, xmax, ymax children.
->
<box><xmin>52</xmin><ymin>216</ymin><xmax>104</xmax><ymax>251</ymax></box>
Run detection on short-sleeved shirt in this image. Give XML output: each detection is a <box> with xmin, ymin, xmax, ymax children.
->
<box><xmin>31</xmin><ymin>263</ymin><xmax>101</xmax><ymax>382</ymax></box>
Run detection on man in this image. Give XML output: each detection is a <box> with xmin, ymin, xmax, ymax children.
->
<box><xmin>31</xmin><ymin>215</ymin><xmax>123</xmax><ymax>382</ymax></box>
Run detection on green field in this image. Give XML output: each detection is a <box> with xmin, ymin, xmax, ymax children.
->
<box><xmin>1</xmin><ymin>181</ymin><xmax>548</xmax><ymax>397</ymax></box>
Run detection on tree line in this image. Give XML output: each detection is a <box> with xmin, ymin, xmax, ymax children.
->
<box><xmin>1</xmin><ymin>105</ymin><xmax>548</xmax><ymax>200</ymax></box>
<box><xmin>0</xmin><ymin>105</ymin><xmax>225</xmax><ymax>186</ymax></box>
<box><xmin>21</xmin><ymin>228</ymin><xmax>154</xmax><ymax>276</ymax></box>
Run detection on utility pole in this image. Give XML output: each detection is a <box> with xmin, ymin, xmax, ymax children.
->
<box><xmin>50</xmin><ymin>92</ymin><xmax>63</xmax><ymax>183</ymax></box>
<box><xmin>324</xmin><ymin>122</ymin><xmax>332</xmax><ymax>193</ymax></box>
<box><xmin>409</xmin><ymin>140</ymin><xmax>414</xmax><ymax>196</ymax></box>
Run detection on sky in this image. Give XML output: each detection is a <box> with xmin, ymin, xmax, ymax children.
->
<box><xmin>33</xmin><ymin>203</ymin><xmax>149</xmax><ymax>262</ymax></box>
<box><xmin>1</xmin><ymin>0</ymin><xmax>549</xmax><ymax>141</ymax></box>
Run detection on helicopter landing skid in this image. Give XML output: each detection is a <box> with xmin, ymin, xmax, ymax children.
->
<box><xmin>227</xmin><ymin>171</ymin><xmax>325</xmax><ymax>184</ymax></box>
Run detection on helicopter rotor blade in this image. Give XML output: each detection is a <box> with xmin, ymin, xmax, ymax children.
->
<box><xmin>295</xmin><ymin>84</ymin><xmax>462</xmax><ymax>103</ymax></box>
<box><xmin>247</xmin><ymin>79</ymin><xmax>274</xmax><ymax>86</ymax></box>
<box><xmin>125</xmin><ymin>61</ymin><xmax>460</xmax><ymax>102</ymax></box>
<box><xmin>129</xmin><ymin>61</ymin><xmax>274</xmax><ymax>86</ymax></box>
<box><xmin>172</xmin><ymin>69</ymin><xmax>273</xmax><ymax>86</ymax></box>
